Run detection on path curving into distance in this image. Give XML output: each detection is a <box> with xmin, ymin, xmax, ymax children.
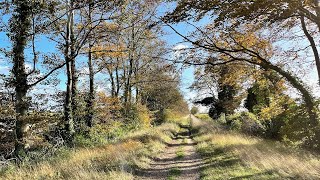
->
<box><xmin>136</xmin><ymin>116</ymin><xmax>204</xmax><ymax>180</ymax></box>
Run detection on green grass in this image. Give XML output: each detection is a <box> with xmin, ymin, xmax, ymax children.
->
<box><xmin>176</xmin><ymin>147</ymin><xmax>185</xmax><ymax>159</ymax></box>
<box><xmin>168</xmin><ymin>168</ymin><xmax>181</xmax><ymax>180</ymax></box>
<box><xmin>197</xmin><ymin>143</ymin><xmax>281</xmax><ymax>180</ymax></box>
<box><xmin>194</xmin><ymin>114</ymin><xmax>211</xmax><ymax>121</ymax></box>
<box><xmin>182</xmin><ymin>138</ymin><xmax>188</xmax><ymax>144</ymax></box>
<box><xmin>192</xmin><ymin>117</ymin><xmax>320</xmax><ymax>179</ymax></box>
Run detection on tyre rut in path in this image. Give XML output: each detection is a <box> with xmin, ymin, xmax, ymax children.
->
<box><xmin>136</xmin><ymin>117</ymin><xmax>204</xmax><ymax>180</ymax></box>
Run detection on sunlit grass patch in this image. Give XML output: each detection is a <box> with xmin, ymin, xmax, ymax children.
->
<box><xmin>176</xmin><ymin>147</ymin><xmax>185</xmax><ymax>159</ymax></box>
<box><xmin>107</xmin><ymin>171</ymin><xmax>134</xmax><ymax>180</ymax></box>
<box><xmin>182</xmin><ymin>138</ymin><xmax>188</xmax><ymax>144</ymax></box>
<box><xmin>197</xmin><ymin>141</ymin><xmax>281</xmax><ymax>179</ymax></box>
<box><xmin>194</xmin><ymin>119</ymin><xmax>320</xmax><ymax>179</ymax></box>
<box><xmin>168</xmin><ymin>167</ymin><xmax>181</xmax><ymax>180</ymax></box>
<box><xmin>194</xmin><ymin>114</ymin><xmax>211</xmax><ymax>121</ymax></box>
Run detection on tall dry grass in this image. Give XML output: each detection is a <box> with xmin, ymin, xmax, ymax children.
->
<box><xmin>193</xmin><ymin>117</ymin><xmax>320</xmax><ymax>179</ymax></box>
<box><xmin>0</xmin><ymin>123</ymin><xmax>180</xmax><ymax>180</ymax></box>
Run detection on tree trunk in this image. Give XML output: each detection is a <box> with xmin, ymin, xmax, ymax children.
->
<box><xmin>64</xmin><ymin>0</ymin><xmax>75</xmax><ymax>139</ymax></box>
<box><xmin>86</xmin><ymin>44</ymin><xmax>94</xmax><ymax>127</ymax></box>
<box><xmin>124</xmin><ymin>22</ymin><xmax>135</xmax><ymax>109</ymax></box>
<box><xmin>65</xmin><ymin>57</ymin><xmax>74</xmax><ymax>135</ymax></box>
<box><xmin>134</xmin><ymin>51</ymin><xmax>140</xmax><ymax>104</ymax></box>
<box><xmin>300</xmin><ymin>16</ymin><xmax>320</xmax><ymax>86</ymax></box>
<box><xmin>107</xmin><ymin>65</ymin><xmax>116</xmax><ymax>97</ymax></box>
<box><xmin>115</xmin><ymin>63</ymin><xmax>120</xmax><ymax>97</ymax></box>
<box><xmin>86</xmin><ymin>1</ymin><xmax>94</xmax><ymax>128</ymax></box>
<box><xmin>124</xmin><ymin>58</ymin><xmax>132</xmax><ymax>106</ymax></box>
<box><xmin>124</xmin><ymin>56</ymin><xmax>133</xmax><ymax>108</ymax></box>
<box><xmin>122</xmin><ymin>60</ymin><xmax>127</xmax><ymax>104</ymax></box>
<box><xmin>135</xmin><ymin>87</ymin><xmax>140</xmax><ymax>104</ymax></box>
<box><xmin>10</xmin><ymin>0</ymin><xmax>32</xmax><ymax>156</ymax></box>
<box><xmin>70</xmin><ymin>3</ymin><xmax>78</xmax><ymax>122</ymax></box>
<box><xmin>259</xmin><ymin>60</ymin><xmax>318</xmax><ymax>126</ymax></box>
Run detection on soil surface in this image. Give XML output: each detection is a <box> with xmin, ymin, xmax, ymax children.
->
<box><xmin>135</xmin><ymin>116</ymin><xmax>204</xmax><ymax>180</ymax></box>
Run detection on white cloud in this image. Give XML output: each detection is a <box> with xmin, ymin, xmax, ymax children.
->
<box><xmin>0</xmin><ymin>65</ymin><xmax>9</xmax><ymax>75</ymax></box>
<box><xmin>173</xmin><ymin>44</ymin><xmax>188</xmax><ymax>50</ymax></box>
<box><xmin>172</xmin><ymin>44</ymin><xmax>189</xmax><ymax>59</ymax></box>
<box><xmin>96</xmin><ymin>85</ymin><xmax>107</xmax><ymax>93</ymax></box>
<box><xmin>25</xmin><ymin>63</ymin><xmax>32</xmax><ymax>70</ymax></box>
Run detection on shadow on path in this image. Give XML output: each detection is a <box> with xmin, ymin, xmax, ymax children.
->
<box><xmin>135</xmin><ymin>121</ymin><xmax>204</xmax><ymax>180</ymax></box>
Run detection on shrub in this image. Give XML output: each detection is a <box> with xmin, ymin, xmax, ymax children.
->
<box><xmin>278</xmin><ymin>104</ymin><xmax>314</xmax><ymax>147</ymax></box>
<box><xmin>229</xmin><ymin>118</ymin><xmax>242</xmax><ymax>131</ymax></box>
<box><xmin>163</xmin><ymin>109</ymin><xmax>179</xmax><ymax>122</ymax></box>
<box><xmin>190</xmin><ymin>106</ymin><xmax>198</xmax><ymax>115</ymax></box>
<box><xmin>154</xmin><ymin>108</ymin><xmax>184</xmax><ymax>124</ymax></box>
<box><xmin>227</xmin><ymin>112</ymin><xmax>265</xmax><ymax>136</ymax></box>
<box><xmin>73</xmin><ymin>121</ymin><xmax>129</xmax><ymax>147</ymax></box>
<box><xmin>124</xmin><ymin>104</ymin><xmax>152</xmax><ymax>129</ymax></box>
<box><xmin>136</xmin><ymin>104</ymin><xmax>152</xmax><ymax>128</ymax></box>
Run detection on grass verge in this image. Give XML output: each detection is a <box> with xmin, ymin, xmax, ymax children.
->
<box><xmin>192</xmin><ymin>117</ymin><xmax>320</xmax><ymax>179</ymax></box>
<box><xmin>0</xmin><ymin>123</ymin><xmax>180</xmax><ymax>180</ymax></box>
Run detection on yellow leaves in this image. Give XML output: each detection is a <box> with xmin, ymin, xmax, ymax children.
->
<box><xmin>218</xmin><ymin>63</ymin><xmax>249</xmax><ymax>87</ymax></box>
<box><xmin>77</xmin><ymin>24</ymin><xmax>84</xmax><ymax>30</ymax></box>
<box><xmin>136</xmin><ymin>104</ymin><xmax>151</xmax><ymax>128</ymax></box>
<box><xmin>259</xmin><ymin>95</ymin><xmax>292</xmax><ymax>121</ymax></box>
<box><xmin>92</xmin><ymin>43</ymin><xmax>127</xmax><ymax>59</ymax></box>
<box><xmin>233</xmin><ymin>31</ymin><xmax>269</xmax><ymax>51</ymax></box>
<box><xmin>96</xmin><ymin>92</ymin><xmax>122</xmax><ymax>122</ymax></box>
<box><xmin>143</xmin><ymin>29</ymin><xmax>154</xmax><ymax>39</ymax></box>
<box><xmin>259</xmin><ymin>101</ymin><xmax>284</xmax><ymax>121</ymax></box>
<box><xmin>212</xmin><ymin>23</ymin><xmax>272</xmax><ymax>57</ymax></box>
<box><xmin>96</xmin><ymin>92</ymin><xmax>122</xmax><ymax>110</ymax></box>
<box><xmin>303</xmin><ymin>0</ymin><xmax>316</xmax><ymax>6</ymax></box>
<box><xmin>235</xmin><ymin>32</ymin><xmax>256</xmax><ymax>48</ymax></box>
<box><xmin>101</xmin><ymin>22</ymin><xmax>119</xmax><ymax>31</ymax></box>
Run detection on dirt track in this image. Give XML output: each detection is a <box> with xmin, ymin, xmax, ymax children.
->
<box><xmin>136</xmin><ymin>116</ymin><xmax>203</xmax><ymax>180</ymax></box>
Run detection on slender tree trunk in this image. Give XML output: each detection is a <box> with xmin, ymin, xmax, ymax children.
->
<box><xmin>115</xmin><ymin>62</ymin><xmax>120</xmax><ymax>97</ymax></box>
<box><xmin>124</xmin><ymin>58</ymin><xmax>132</xmax><ymax>106</ymax></box>
<box><xmin>70</xmin><ymin>3</ymin><xmax>78</xmax><ymax>122</ymax></box>
<box><xmin>125</xmin><ymin>22</ymin><xmax>135</xmax><ymax>108</ymax></box>
<box><xmin>86</xmin><ymin>1</ymin><xmax>94</xmax><ymax>128</ymax></box>
<box><xmin>10</xmin><ymin>0</ymin><xmax>32</xmax><ymax>156</ymax></box>
<box><xmin>107</xmin><ymin>66</ymin><xmax>116</xmax><ymax>97</ymax></box>
<box><xmin>134</xmin><ymin>52</ymin><xmax>140</xmax><ymax>104</ymax></box>
<box><xmin>71</xmin><ymin>62</ymin><xmax>77</xmax><ymax>117</ymax></box>
<box><xmin>300</xmin><ymin>16</ymin><xmax>320</xmax><ymax>86</ymax></box>
<box><xmin>135</xmin><ymin>87</ymin><xmax>140</xmax><ymax>104</ymax></box>
<box><xmin>128</xmin><ymin>63</ymin><xmax>133</xmax><ymax>104</ymax></box>
<box><xmin>86</xmin><ymin>47</ymin><xmax>94</xmax><ymax>127</ymax></box>
<box><xmin>65</xmin><ymin>57</ymin><xmax>74</xmax><ymax>134</ymax></box>
<box><xmin>122</xmin><ymin>59</ymin><xmax>127</xmax><ymax>103</ymax></box>
<box><xmin>64</xmin><ymin>0</ymin><xmax>75</xmax><ymax>139</ymax></box>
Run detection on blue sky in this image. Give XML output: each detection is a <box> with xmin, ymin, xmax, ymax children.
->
<box><xmin>1</xmin><ymin>3</ymin><xmax>319</xmax><ymax>111</ymax></box>
<box><xmin>0</xmin><ymin>5</ymin><xmax>200</xmax><ymax>109</ymax></box>
<box><xmin>0</xmin><ymin>2</ymin><xmax>208</xmax><ymax>109</ymax></box>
